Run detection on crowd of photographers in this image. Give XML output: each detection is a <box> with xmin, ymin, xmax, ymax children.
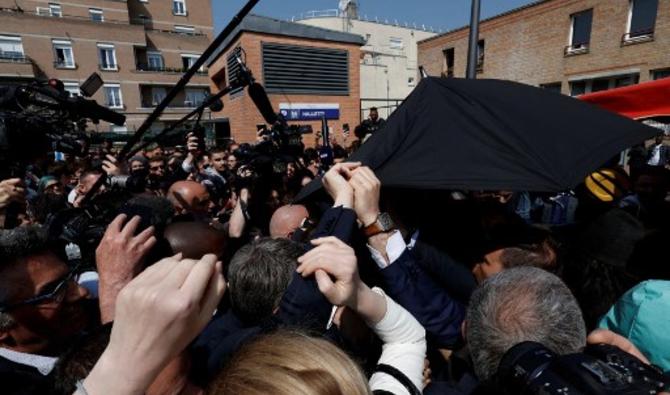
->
<box><xmin>1</xmin><ymin>113</ymin><xmax>670</xmax><ymax>395</ymax></box>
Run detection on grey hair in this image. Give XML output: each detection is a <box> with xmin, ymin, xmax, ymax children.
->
<box><xmin>228</xmin><ymin>238</ymin><xmax>303</xmax><ymax>325</ymax></box>
<box><xmin>466</xmin><ymin>266</ymin><xmax>586</xmax><ymax>381</ymax></box>
<box><xmin>0</xmin><ymin>225</ymin><xmax>50</xmax><ymax>331</ymax></box>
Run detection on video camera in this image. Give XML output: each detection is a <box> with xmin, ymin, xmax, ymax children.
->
<box><xmin>496</xmin><ymin>341</ymin><xmax>670</xmax><ymax>395</ymax></box>
<box><xmin>0</xmin><ymin>76</ymin><xmax>125</xmax><ymax>179</ymax></box>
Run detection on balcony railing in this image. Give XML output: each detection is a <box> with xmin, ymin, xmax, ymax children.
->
<box><xmin>622</xmin><ymin>29</ymin><xmax>654</xmax><ymax>45</ymax></box>
<box><xmin>564</xmin><ymin>42</ymin><xmax>589</xmax><ymax>56</ymax></box>
<box><xmin>141</xmin><ymin>100</ymin><xmax>203</xmax><ymax>109</ymax></box>
<box><xmin>136</xmin><ymin>63</ymin><xmax>207</xmax><ymax>75</ymax></box>
<box><xmin>0</xmin><ymin>52</ymin><xmax>30</xmax><ymax>63</ymax></box>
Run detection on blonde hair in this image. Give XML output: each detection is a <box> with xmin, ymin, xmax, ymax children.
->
<box><xmin>208</xmin><ymin>330</ymin><xmax>370</xmax><ymax>395</ymax></box>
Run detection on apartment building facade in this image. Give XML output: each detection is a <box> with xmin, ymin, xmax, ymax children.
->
<box><xmin>0</xmin><ymin>0</ymin><xmax>213</xmax><ymax>134</ymax></box>
<box><xmin>418</xmin><ymin>0</ymin><xmax>670</xmax><ymax>96</ymax></box>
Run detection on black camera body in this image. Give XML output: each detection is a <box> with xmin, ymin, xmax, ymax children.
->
<box><xmin>497</xmin><ymin>341</ymin><xmax>670</xmax><ymax>395</ymax></box>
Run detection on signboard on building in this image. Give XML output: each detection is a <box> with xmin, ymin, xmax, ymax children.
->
<box><xmin>279</xmin><ymin>103</ymin><xmax>340</xmax><ymax>121</ymax></box>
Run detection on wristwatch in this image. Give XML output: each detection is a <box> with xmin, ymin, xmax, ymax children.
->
<box><xmin>363</xmin><ymin>212</ymin><xmax>396</xmax><ymax>237</ymax></box>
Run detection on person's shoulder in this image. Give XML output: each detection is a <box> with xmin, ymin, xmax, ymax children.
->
<box><xmin>0</xmin><ymin>355</ymin><xmax>49</xmax><ymax>395</ymax></box>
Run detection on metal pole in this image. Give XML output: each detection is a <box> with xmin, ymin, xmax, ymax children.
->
<box><xmin>465</xmin><ymin>0</ymin><xmax>481</xmax><ymax>79</ymax></box>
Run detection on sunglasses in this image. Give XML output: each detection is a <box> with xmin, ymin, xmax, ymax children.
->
<box><xmin>0</xmin><ymin>266</ymin><xmax>81</xmax><ymax>313</ymax></box>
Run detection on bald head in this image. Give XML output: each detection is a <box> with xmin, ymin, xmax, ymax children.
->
<box><xmin>167</xmin><ymin>181</ymin><xmax>211</xmax><ymax>215</ymax></box>
<box><xmin>269</xmin><ymin>205</ymin><xmax>309</xmax><ymax>239</ymax></box>
<box><xmin>163</xmin><ymin>222</ymin><xmax>226</xmax><ymax>259</ymax></box>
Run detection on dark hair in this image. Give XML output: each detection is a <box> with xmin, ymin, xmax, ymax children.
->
<box><xmin>228</xmin><ymin>238</ymin><xmax>303</xmax><ymax>325</ymax></box>
<box><xmin>0</xmin><ymin>225</ymin><xmax>51</xmax><ymax>269</ymax></box>
<box><xmin>149</xmin><ymin>155</ymin><xmax>166</xmax><ymax>165</ymax></box>
<box><xmin>210</xmin><ymin>147</ymin><xmax>228</xmax><ymax>156</ymax></box>
<box><xmin>369</xmin><ymin>107</ymin><xmax>378</xmax><ymax>112</ymax></box>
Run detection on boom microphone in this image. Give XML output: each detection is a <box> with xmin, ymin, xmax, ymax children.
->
<box><xmin>248</xmin><ymin>82</ymin><xmax>277</xmax><ymax>125</ymax></box>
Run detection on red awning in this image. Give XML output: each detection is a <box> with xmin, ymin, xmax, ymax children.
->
<box><xmin>579</xmin><ymin>78</ymin><xmax>670</xmax><ymax>120</ymax></box>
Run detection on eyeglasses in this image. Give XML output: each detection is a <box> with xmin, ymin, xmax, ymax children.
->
<box><xmin>0</xmin><ymin>266</ymin><xmax>81</xmax><ymax>313</ymax></box>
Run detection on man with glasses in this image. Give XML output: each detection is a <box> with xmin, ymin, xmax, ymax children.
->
<box><xmin>0</xmin><ymin>226</ymin><xmax>92</xmax><ymax>392</ymax></box>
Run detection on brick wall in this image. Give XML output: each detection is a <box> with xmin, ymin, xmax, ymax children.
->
<box><xmin>209</xmin><ymin>32</ymin><xmax>362</xmax><ymax>145</ymax></box>
<box><xmin>418</xmin><ymin>0</ymin><xmax>670</xmax><ymax>93</ymax></box>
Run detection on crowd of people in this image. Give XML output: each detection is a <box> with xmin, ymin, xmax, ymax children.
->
<box><xmin>0</xmin><ymin>111</ymin><xmax>670</xmax><ymax>395</ymax></box>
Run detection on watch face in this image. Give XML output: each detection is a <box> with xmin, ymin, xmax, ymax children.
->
<box><xmin>377</xmin><ymin>212</ymin><xmax>395</xmax><ymax>231</ymax></box>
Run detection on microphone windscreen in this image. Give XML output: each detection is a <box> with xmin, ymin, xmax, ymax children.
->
<box><xmin>248</xmin><ymin>82</ymin><xmax>277</xmax><ymax>125</ymax></box>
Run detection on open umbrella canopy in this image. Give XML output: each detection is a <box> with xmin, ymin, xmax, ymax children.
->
<box><xmin>296</xmin><ymin>77</ymin><xmax>658</xmax><ymax>201</ymax></box>
<box><xmin>580</xmin><ymin>77</ymin><xmax>670</xmax><ymax>120</ymax></box>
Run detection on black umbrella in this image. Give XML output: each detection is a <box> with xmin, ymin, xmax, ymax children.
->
<box><xmin>296</xmin><ymin>77</ymin><xmax>658</xmax><ymax>201</ymax></box>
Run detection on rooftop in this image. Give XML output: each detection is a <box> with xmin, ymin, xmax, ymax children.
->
<box><xmin>293</xmin><ymin>9</ymin><xmax>441</xmax><ymax>33</ymax></box>
<box><xmin>207</xmin><ymin>14</ymin><xmax>365</xmax><ymax>66</ymax></box>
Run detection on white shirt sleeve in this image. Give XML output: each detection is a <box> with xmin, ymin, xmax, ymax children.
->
<box><xmin>368</xmin><ymin>287</ymin><xmax>427</xmax><ymax>395</ymax></box>
<box><xmin>367</xmin><ymin>230</ymin><xmax>407</xmax><ymax>269</ymax></box>
<box><xmin>181</xmin><ymin>159</ymin><xmax>195</xmax><ymax>173</ymax></box>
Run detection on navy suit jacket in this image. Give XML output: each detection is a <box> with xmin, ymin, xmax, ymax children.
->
<box><xmin>379</xmin><ymin>247</ymin><xmax>466</xmax><ymax>348</ymax></box>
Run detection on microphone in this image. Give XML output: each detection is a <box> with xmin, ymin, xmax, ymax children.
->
<box><xmin>248</xmin><ymin>82</ymin><xmax>277</xmax><ymax>125</ymax></box>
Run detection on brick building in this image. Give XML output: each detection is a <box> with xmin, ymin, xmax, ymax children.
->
<box><xmin>207</xmin><ymin>15</ymin><xmax>364</xmax><ymax>144</ymax></box>
<box><xmin>418</xmin><ymin>0</ymin><xmax>670</xmax><ymax>96</ymax></box>
<box><xmin>0</xmin><ymin>0</ymin><xmax>213</xmax><ymax>134</ymax></box>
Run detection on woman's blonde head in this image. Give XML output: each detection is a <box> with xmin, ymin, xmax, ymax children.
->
<box><xmin>208</xmin><ymin>330</ymin><xmax>370</xmax><ymax>395</ymax></box>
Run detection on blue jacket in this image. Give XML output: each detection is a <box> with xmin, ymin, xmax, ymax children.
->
<box><xmin>379</xmin><ymin>247</ymin><xmax>466</xmax><ymax>348</ymax></box>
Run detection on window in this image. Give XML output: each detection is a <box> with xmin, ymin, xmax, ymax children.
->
<box><xmin>476</xmin><ymin>39</ymin><xmax>485</xmax><ymax>70</ymax></box>
<box><xmin>0</xmin><ymin>35</ymin><xmax>25</xmax><ymax>61</ymax></box>
<box><xmin>540</xmin><ymin>82</ymin><xmax>562</xmax><ymax>94</ymax></box>
<box><xmin>89</xmin><ymin>8</ymin><xmax>103</xmax><ymax>22</ymax></box>
<box><xmin>98</xmin><ymin>44</ymin><xmax>117</xmax><ymax>71</ymax></box>
<box><xmin>151</xmin><ymin>87</ymin><xmax>166</xmax><ymax>106</ymax></box>
<box><xmin>568</xmin><ymin>9</ymin><xmax>592</xmax><ymax>53</ymax></box>
<box><xmin>174</xmin><ymin>25</ymin><xmax>195</xmax><ymax>34</ymax></box>
<box><xmin>173</xmin><ymin>0</ymin><xmax>187</xmax><ymax>16</ymax></box>
<box><xmin>104</xmin><ymin>84</ymin><xmax>123</xmax><ymax>108</ymax></box>
<box><xmin>184</xmin><ymin>88</ymin><xmax>207</xmax><ymax>107</ymax></box>
<box><xmin>63</xmin><ymin>82</ymin><xmax>79</xmax><ymax>97</ymax></box>
<box><xmin>651</xmin><ymin>68</ymin><xmax>670</xmax><ymax>80</ymax></box>
<box><xmin>569</xmin><ymin>73</ymin><xmax>639</xmax><ymax>96</ymax></box>
<box><xmin>49</xmin><ymin>3</ymin><xmax>62</xmax><ymax>17</ymax></box>
<box><xmin>53</xmin><ymin>40</ymin><xmax>75</xmax><ymax>68</ymax></box>
<box><xmin>181</xmin><ymin>54</ymin><xmax>202</xmax><ymax>71</ymax></box>
<box><xmin>147</xmin><ymin>51</ymin><xmax>164</xmax><ymax>70</ymax></box>
<box><xmin>389</xmin><ymin>37</ymin><xmax>403</xmax><ymax>50</ymax></box>
<box><xmin>262</xmin><ymin>43</ymin><xmax>349</xmax><ymax>95</ymax></box>
<box><xmin>626</xmin><ymin>0</ymin><xmax>658</xmax><ymax>39</ymax></box>
<box><xmin>443</xmin><ymin>47</ymin><xmax>454</xmax><ymax>77</ymax></box>
<box><xmin>408</xmin><ymin>76</ymin><xmax>416</xmax><ymax>87</ymax></box>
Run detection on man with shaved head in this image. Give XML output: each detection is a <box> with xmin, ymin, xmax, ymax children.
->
<box><xmin>163</xmin><ymin>222</ymin><xmax>226</xmax><ymax>259</ymax></box>
<box><xmin>167</xmin><ymin>180</ymin><xmax>213</xmax><ymax>218</ymax></box>
<box><xmin>269</xmin><ymin>204</ymin><xmax>310</xmax><ymax>239</ymax></box>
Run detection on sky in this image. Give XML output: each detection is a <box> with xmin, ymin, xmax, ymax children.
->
<box><xmin>212</xmin><ymin>0</ymin><xmax>538</xmax><ymax>34</ymax></box>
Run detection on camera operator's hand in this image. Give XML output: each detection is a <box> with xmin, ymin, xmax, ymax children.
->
<box><xmin>297</xmin><ymin>236</ymin><xmax>386</xmax><ymax>324</ymax></box>
<box><xmin>0</xmin><ymin>178</ymin><xmax>25</xmax><ymax>210</ymax></box>
<box><xmin>587</xmin><ymin>329</ymin><xmax>650</xmax><ymax>365</ymax></box>
<box><xmin>349</xmin><ymin>166</ymin><xmax>381</xmax><ymax>227</ymax></box>
<box><xmin>96</xmin><ymin>214</ymin><xmax>157</xmax><ymax>323</ymax></box>
<box><xmin>322</xmin><ymin>162</ymin><xmax>360</xmax><ymax>209</ymax></box>
<box><xmin>83</xmin><ymin>254</ymin><xmax>226</xmax><ymax>395</ymax></box>
<box><xmin>102</xmin><ymin>155</ymin><xmax>123</xmax><ymax>177</ymax></box>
